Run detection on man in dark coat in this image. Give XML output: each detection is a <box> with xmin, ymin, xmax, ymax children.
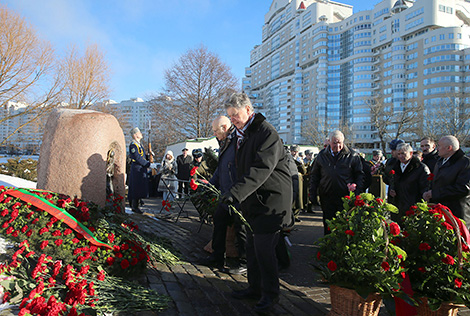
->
<box><xmin>423</xmin><ymin>135</ymin><xmax>470</xmax><ymax>229</ymax></box>
<box><xmin>202</xmin><ymin>116</ymin><xmax>246</xmax><ymax>274</ymax></box>
<box><xmin>389</xmin><ymin>143</ymin><xmax>430</xmax><ymax>224</ymax></box>
<box><xmin>128</xmin><ymin>127</ymin><xmax>156</xmax><ymax>213</ymax></box>
<box><xmin>222</xmin><ymin>92</ymin><xmax>292</xmax><ymax>313</ymax></box>
<box><xmin>420</xmin><ymin>137</ymin><xmax>439</xmax><ymax>172</ymax></box>
<box><xmin>176</xmin><ymin>148</ymin><xmax>192</xmax><ymax>197</ymax></box>
<box><xmin>309</xmin><ymin>130</ymin><xmax>364</xmax><ymax>235</ymax></box>
<box><xmin>383</xmin><ymin>138</ymin><xmax>404</xmax><ymax>205</ymax></box>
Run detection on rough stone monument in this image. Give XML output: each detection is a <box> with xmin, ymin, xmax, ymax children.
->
<box><xmin>37</xmin><ymin>109</ymin><xmax>126</xmax><ymax>208</ymax></box>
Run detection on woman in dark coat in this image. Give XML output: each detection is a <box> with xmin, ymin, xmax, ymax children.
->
<box><xmin>389</xmin><ymin>143</ymin><xmax>430</xmax><ymax>224</ymax></box>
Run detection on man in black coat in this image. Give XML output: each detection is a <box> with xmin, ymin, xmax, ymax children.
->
<box><xmin>222</xmin><ymin>93</ymin><xmax>292</xmax><ymax>313</ymax></box>
<box><xmin>423</xmin><ymin>135</ymin><xmax>470</xmax><ymax>229</ymax></box>
<box><xmin>389</xmin><ymin>143</ymin><xmax>430</xmax><ymax>224</ymax></box>
<box><xmin>309</xmin><ymin>130</ymin><xmax>364</xmax><ymax>235</ymax></box>
<box><xmin>420</xmin><ymin>137</ymin><xmax>439</xmax><ymax>173</ymax></box>
<box><xmin>176</xmin><ymin>148</ymin><xmax>192</xmax><ymax>197</ymax></box>
<box><xmin>201</xmin><ymin>116</ymin><xmax>246</xmax><ymax>274</ymax></box>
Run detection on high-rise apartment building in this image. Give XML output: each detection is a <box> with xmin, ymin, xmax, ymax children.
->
<box><xmin>243</xmin><ymin>0</ymin><xmax>470</xmax><ymax>149</ymax></box>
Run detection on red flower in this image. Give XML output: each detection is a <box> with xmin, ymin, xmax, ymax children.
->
<box><xmin>190</xmin><ymin>166</ymin><xmax>198</xmax><ymax>176</ymax></box>
<box><xmin>21</xmin><ymin>225</ymin><xmax>28</xmax><ymax>233</ymax></box>
<box><xmin>442</xmin><ymin>254</ymin><xmax>455</xmax><ymax>265</ymax></box>
<box><xmin>39</xmin><ymin>227</ymin><xmax>48</xmax><ymax>235</ymax></box>
<box><xmin>72</xmin><ymin>238</ymin><xmax>80</xmax><ymax>244</ymax></box>
<box><xmin>345</xmin><ymin>230</ymin><xmax>355</xmax><ymax>236</ymax></box>
<box><xmin>389</xmin><ymin>222</ymin><xmax>400</xmax><ymax>236</ymax></box>
<box><xmin>5</xmin><ymin>227</ymin><xmax>13</xmax><ymax>235</ymax></box>
<box><xmin>190</xmin><ymin>179</ymin><xmax>198</xmax><ymax>191</ymax></box>
<box><xmin>418</xmin><ymin>267</ymin><xmax>426</xmax><ymax>273</ymax></box>
<box><xmin>354</xmin><ymin>198</ymin><xmax>365</xmax><ymax>207</ymax></box>
<box><xmin>419</xmin><ymin>243</ymin><xmax>431</xmax><ymax>251</ymax></box>
<box><xmin>120</xmin><ymin>259</ymin><xmax>130</xmax><ymax>269</ymax></box>
<box><xmin>0</xmin><ymin>209</ymin><xmax>8</xmax><ymax>217</ymax></box>
<box><xmin>442</xmin><ymin>222</ymin><xmax>454</xmax><ymax>230</ymax></box>
<box><xmin>97</xmin><ymin>271</ymin><xmax>105</xmax><ymax>281</ymax></box>
<box><xmin>131</xmin><ymin>258</ymin><xmax>138</xmax><ymax>266</ymax></box>
<box><xmin>327</xmin><ymin>260</ymin><xmax>337</xmax><ymax>272</ymax></box>
<box><xmin>51</xmin><ymin>230</ymin><xmax>61</xmax><ymax>236</ymax></box>
<box><xmin>26</xmin><ymin>230</ymin><xmax>33</xmax><ymax>237</ymax></box>
<box><xmin>106</xmin><ymin>257</ymin><xmax>115</xmax><ymax>266</ymax></box>
<box><xmin>39</xmin><ymin>240</ymin><xmax>48</xmax><ymax>249</ymax></box>
<box><xmin>389</xmin><ymin>170</ymin><xmax>395</xmax><ymax>175</ymax></box>
<box><xmin>121</xmin><ymin>243</ymin><xmax>129</xmax><ymax>251</ymax></box>
<box><xmin>427</xmin><ymin>173</ymin><xmax>434</xmax><ymax>181</ymax></box>
<box><xmin>316</xmin><ymin>251</ymin><xmax>321</xmax><ymax>260</ymax></box>
<box><xmin>381</xmin><ymin>261</ymin><xmax>390</xmax><ymax>271</ymax></box>
<box><xmin>375</xmin><ymin>198</ymin><xmax>383</xmax><ymax>204</ymax></box>
<box><xmin>405</xmin><ymin>210</ymin><xmax>415</xmax><ymax>216</ymax></box>
<box><xmin>63</xmin><ymin>228</ymin><xmax>72</xmax><ymax>236</ymax></box>
<box><xmin>32</xmin><ymin>218</ymin><xmax>39</xmax><ymax>224</ymax></box>
<box><xmin>108</xmin><ymin>233</ymin><xmax>115</xmax><ymax>243</ymax></box>
<box><xmin>12</xmin><ymin>231</ymin><xmax>18</xmax><ymax>237</ymax></box>
<box><xmin>455</xmin><ymin>278</ymin><xmax>462</xmax><ymax>288</ymax></box>
<box><xmin>343</xmin><ymin>195</ymin><xmax>351</xmax><ymax>200</ymax></box>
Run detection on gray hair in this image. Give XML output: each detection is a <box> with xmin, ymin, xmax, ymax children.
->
<box><xmin>224</xmin><ymin>92</ymin><xmax>253</xmax><ymax>110</ymax></box>
<box><xmin>440</xmin><ymin>135</ymin><xmax>460</xmax><ymax>151</ymax></box>
<box><xmin>130</xmin><ymin>127</ymin><xmax>141</xmax><ymax>136</ymax></box>
<box><xmin>397</xmin><ymin>143</ymin><xmax>413</xmax><ymax>153</ymax></box>
<box><xmin>329</xmin><ymin>130</ymin><xmax>344</xmax><ymax>142</ymax></box>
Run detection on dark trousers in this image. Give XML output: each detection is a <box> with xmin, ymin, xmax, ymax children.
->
<box><xmin>319</xmin><ymin>195</ymin><xmax>343</xmax><ymax>235</ymax></box>
<box><xmin>177</xmin><ymin>180</ymin><xmax>189</xmax><ymax>197</ymax></box>
<box><xmin>246</xmin><ymin>230</ymin><xmax>280</xmax><ymax>299</ymax></box>
<box><xmin>212</xmin><ymin>203</ymin><xmax>246</xmax><ymax>262</ymax></box>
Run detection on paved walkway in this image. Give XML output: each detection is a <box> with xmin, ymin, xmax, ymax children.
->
<box><xmin>126</xmin><ymin>197</ymin><xmax>470</xmax><ymax>316</ymax></box>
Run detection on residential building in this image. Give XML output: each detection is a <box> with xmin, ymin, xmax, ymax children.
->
<box><xmin>243</xmin><ymin>0</ymin><xmax>470</xmax><ymax>149</ymax></box>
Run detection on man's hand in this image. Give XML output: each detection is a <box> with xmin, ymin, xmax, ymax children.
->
<box><xmin>221</xmin><ymin>192</ymin><xmax>235</xmax><ymax>205</ymax></box>
<box><xmin>423</xmin><ymin>190</ymin><xmax>432</xmax><ymax>201</ymax></box>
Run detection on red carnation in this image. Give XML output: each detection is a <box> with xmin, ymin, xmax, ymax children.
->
<box><xmin>39</xmin><ymin>227</ymin><xmax>48</xmax><ymax>235</ymax></box>
<box><xmin>72</xmin><ymin>238</ymin><xmax>80</xmax><ymax>244</ymax></box>
<box><xmin>108</xmin><ymin>233</ymin><xmax>115</xmax><ymax>243</ymax></box>
<box><xmin>316</xmin><ymin>251</ymin><xmax>321</xmax><ymax>260</ymax></box>
<box><xmin>55</xmin><ymin>239</ymin><xmax>63</xmax><ymax>246</ymax></box>
<box><xmin>345</xmin><ymin>230</ymin><xmax>355</xmax><ymax>236</ymax></box>
<box><xmin>190</xmin><ymin>166</ymin><xmax>198</xmax><ymax>177</ymax></box>
<box><xmin>131</xmin><ymin>258</ymin><xmax>138</xmax><ymax>266</ymax></box>
<box><xmin>106</xmin><ymin>257</ymin><xmax>115</xmax><ymax>266</ymax></box>
<box><xmin>63</xmin><ymin>228</ymin><xmax>73</xmax><ymax>236</ymax></box>
<box><xmin>375</xmin><ymin>198</ymin><xmax>383</xmax><ymax>204</ymax></box>
<box><xmin>0</xmin><ymin>209</ymin><xmax>8</xmax><ymax>217</ymax></box>
<box><xmin>442</xmin><ymin>222</ymin><xmax>454</xmax><ymax>230</ymax></box>
<box><xmin>5</xmin><ymin>227</ymin><xmax>13</xmax><ymax>235</ymax></box>
<box><xmin>381</xmin><ymin>261</ymin><xmax>390</xmax><ymax>271</ymax></box>
<box><xmin>40</xmin><ymin>240</ymin><xmax>48</xmax><ymax>249</ymax></box>
<box><xmin>26</xmin><ymin>230</ymin><xmax>33</xmax><ymax>237</ymax></box>
<box><xmin>455</xmin><ymin>278</ymin><xmax>463</xmax><ymax>288</ymax></box>
<box><xmin>354</xmin><ymin>198</ymin><xmax>365</xmax><ymax>207</ymax></box>
<box><xmin>190</xmin><ymin>179</ymin><xmax>198</xmax><ymax>191</ymax></box>
<box><xmin>120</xmin><ymin>259</ymin><xmax>130</xmax><ymax>270</ymax></box>
<box><xmin>419</xmin><ymin>243</ymin><xmax>431</xmax><ymax>251</ymax></box>
<box><xmin>427</xmin><ymin>173</ymin><xmax>434</xmax><ymax>181</ymax></box>
<box><xmin>389</xmin><ymin>170</ymin><xmax>395</xmax><ymax>175</ymax></box>
<box><xmin>389</xmin><ymin>222</ymin><xmax>400</xmax><ymax>236</ymax></box>
<box><xmin>121</xmin><ymin>243</ymin><xmax>129</xmax><ymax>251</ymax></box>
<box><xmin>21</xmin><ymin>225</ymin><xmax>28</xmax><ymax>233</ymax></box>
<box><xmin>442</xmin><ymin>254</ymin><xmax>455</xmax><ymax>265</ymax></box>
<box><xmin>11</xmin><ymin>231</ymin><xmax>18</xmax><ymax>237</ymax></box>
<box><xmin>343</xmin><ymin>195</ymin><xmax>351</xmax><ymax>200</ymax></box>
<box><xmin>418</xmin><ymin>267</ymin><xmax>426</xmax><ymax>273</ymax></box>
<box><xmin>327</xmin><ymin>260</ymin><xmax>337</xmax><ymax>272</ymax></box>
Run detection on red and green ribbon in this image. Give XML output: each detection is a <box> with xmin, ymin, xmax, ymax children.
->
<box><xmin>5</xmin><ymin>188</ymin><xmax>113</xmax><ymax>250</ymax></box>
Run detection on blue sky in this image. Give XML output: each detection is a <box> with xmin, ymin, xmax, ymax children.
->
<box><xmin>2</xmin><ymin>0</ymin><xmax>374</xmax><ymax>102</ymax></box>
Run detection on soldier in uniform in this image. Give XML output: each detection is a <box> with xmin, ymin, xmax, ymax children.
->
<box><xmin>128</xmin><ymin>127</ymin><xmax>156</xmax><ymax>213</ymax></box>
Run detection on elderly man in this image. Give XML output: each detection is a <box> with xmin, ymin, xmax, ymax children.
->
<box><xmin>201</xmin><ymin>116</ymin><xmax>246</xmax><ymax>274</ymax></box>
<box><xmin>222</xmin><ymin>92</ymin><xmax>292</xmax><ymax>313</ymax></box>
<box><xmin>423</xmin><ymin>136</ymin><xmax>470</xmax><ymax>228</ymax></box>
<box><xmin>420</xmin><ymin>137</ymin><xmax>439</xmax><ymax>172</ymax></box>
<box><xmin>310</xmin><ymin>130</ymin><xmax>364</xmax><ymax>235</ymax></box>
<box><xmin>389</xmin><ymin>143</ymin><xmax>430</xmax><ymax>223</ymax></box>
<box><xmin>128</xmin><ymin>127</ymin><xmax>156</xmax><ymax>214</ymax></box>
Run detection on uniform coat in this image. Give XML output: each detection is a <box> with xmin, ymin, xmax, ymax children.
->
<box><xmin>229</xmin><ymin>113</ymin><xmax>293</xmax><ymax>234</ymax></box>
<box><xmin>422</xmin><ymin>149</ymin><xmax>439</xmax><ymax>173</ymax></box>
<box><xmin>391</xmin><ymin>156</ymin><xmax>430</xmax><ymax>222</ymax></box>
<box><xmin>431</xmin><ymin>149</ymin><xmax>470</xmax><ymax>228</ymax></box>
<box><xmin>128</xmin><ymin>140</ymin><xmax>150</xmax><ymax>200</ymax></box>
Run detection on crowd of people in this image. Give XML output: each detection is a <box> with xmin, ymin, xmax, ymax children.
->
<box><xmin>126</xmin><ymin>92</ymin><xmax>470</xmax><ymax>313</ymax></box>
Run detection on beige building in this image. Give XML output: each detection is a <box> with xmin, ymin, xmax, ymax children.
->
<box><xmin>243</xmin><ymin>0</ymin><xmax>470</xmax><ymax>149</ymax></box>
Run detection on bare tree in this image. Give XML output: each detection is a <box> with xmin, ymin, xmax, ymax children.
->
<box><xmin>61</xmin><ymin>44</ymin><xmax>111</xmax><ymax>109</ymax></box>
<box><xmin>419</xmin><ymin>93</ymin><xmax>470</xmax><ymax>146</ymax></box>
<box><xmin>301</xmin><ymin>116</ymin><xmax>328</xmax><ymax>148</ymax></box>
<box><xmin>149</xmin><ymin>44</ymin><xmax>239</xmax><ymax>142</ymax></box>
<box><xmin>366</xmin><ymin>95</ymin><xmax>422</xmax><ymax>153</ymax></box>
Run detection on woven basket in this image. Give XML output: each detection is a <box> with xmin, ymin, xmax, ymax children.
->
<box><xmin>328</xmin><ymin>285</ymin><xmax>382</xmax><ymax>316</ymax></box>
<box><xmin>416</xmin><ymin>298</ymin><xmax>463</xmax><ymax>316</ymax></box>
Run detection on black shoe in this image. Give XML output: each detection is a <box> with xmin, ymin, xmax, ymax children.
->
<box><xmin>254</xmin><ymin>295</ymin><xmax>279</xmax><ymax>313</ymax></box>
<box><xmin>231</xmin><ymin>288</ymin><xmax>261</xmax><ymax>300</ymax></box>
<box><xmin>199</xmin><ymin>256</ymin><xmax>224</xmax><ymax>269</ymax></box>
<box><xmin>132</xmin><ymin>208</ymin><xmax>143</xmax><ymax>214</ymax></box>
<box><xmin>228</xmin><ymin>265</ymin><xmax>247</xmax><ymax>275</ymax></box>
